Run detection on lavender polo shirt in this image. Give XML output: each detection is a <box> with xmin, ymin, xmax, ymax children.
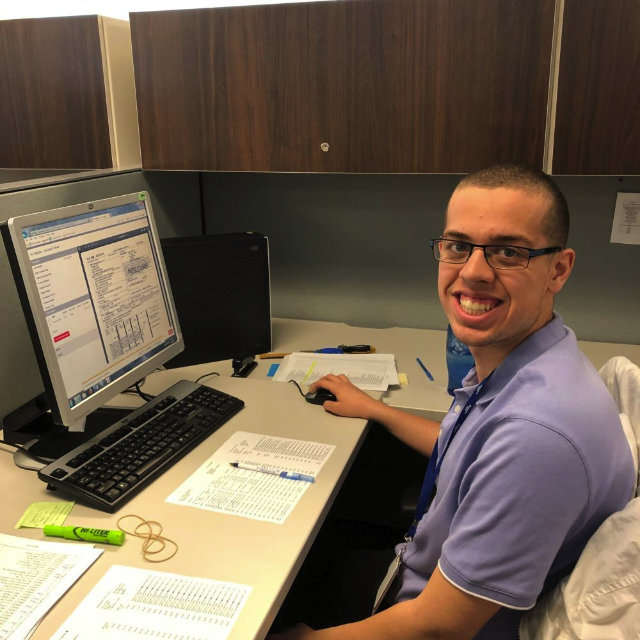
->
<box><xmin>394</xmin><ymin>314</ymin><xmax>634</xmax><ymax>639</ymax></box>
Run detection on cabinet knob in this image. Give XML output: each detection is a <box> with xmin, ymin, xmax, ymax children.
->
<box><xmin>320</xmin><ymin>142</ymin><xmax>330</xmax><ymax>152</ymax></box>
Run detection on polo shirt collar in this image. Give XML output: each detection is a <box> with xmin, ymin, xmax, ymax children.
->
<box><xmin>463</xmin><ymin>313</ymin><xmax>568</xmax><ymax>406</ymax></box>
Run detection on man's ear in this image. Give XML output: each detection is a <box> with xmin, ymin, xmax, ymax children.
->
<box><xmin>548</xmin><ymin>248</ymin><xmax>575</xmax><ymax>294</ymax></box>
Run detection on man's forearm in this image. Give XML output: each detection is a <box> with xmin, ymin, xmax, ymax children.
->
<box><xmin>311</xmin><ymin>600</ymin><xmax>443</xmax><ymax>640</ymax></box>
<box><xmin>367</xmin><ymin>401</ymin><xmax>440</xmax><ymax>457</ymax></box>
<box><xmin>271</xmin><ymin>568</ymin><xmax>499</xmax><ymax>640</ymax></box>
<box><xmin>270</xmin><ymin>601</ymin><xmax>438</xmax><ymax>640</ymax></box>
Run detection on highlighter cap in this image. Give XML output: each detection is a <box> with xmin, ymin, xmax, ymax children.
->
<box><xmin>105</xmin><ymin>529</ymin><xmax>126</xmax><ymax>545</ymax></box>
<box><xmin>43</xmin><ymin>525</ymin><xmax>65</xmax><ymax>536</ymax></box>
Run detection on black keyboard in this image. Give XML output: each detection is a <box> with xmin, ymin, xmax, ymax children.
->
<box><xmin>38</xmin><ymin>380</ymin><xmax>244</xmax><ymax>513</ymax></box>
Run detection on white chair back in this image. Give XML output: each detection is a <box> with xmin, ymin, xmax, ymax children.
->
<box><xmin>599</xmin><ymin>356</ymin><xmax>640</xmax><ymax>496</ymax></box>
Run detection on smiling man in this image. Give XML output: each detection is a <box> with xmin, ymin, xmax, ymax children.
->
<box><xmin>268</xmin><ymin>164</ymin><xmax>634</xmax><ymax>640</ymax></box>
<box><xmin>436</xmin><ymin>173</ymin><xmax>571</xmax><ymax>380</ymax></box>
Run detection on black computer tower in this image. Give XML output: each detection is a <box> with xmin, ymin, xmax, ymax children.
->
<box><xmin>160</xmin><ymin>232</ymin><xmax>271</xmax><ymax>368</ymax></box>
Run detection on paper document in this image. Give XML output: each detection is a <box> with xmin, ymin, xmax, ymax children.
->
<box><xmin>272</xmin><ymin>352</ymin><xmax>399</xmax><ymax>390</ymax></box>
<box><xmin>610</xmin><ymin>192</ymin><xmax>640</xmax><ymax>244</ymax></box>
<box><xmin>166</xmin><ymin>431</ymin><xmax>335</xmax><ymax>523</ymax></box>
<box><xmin>50</xmin><ymin>564</ymin><xmax>251</xmax><ymax>640</ymax></box>
<box><xmin>0</xmin><ymin>532</ymin><xmax>102</xmax><ymax>640</ymax></box>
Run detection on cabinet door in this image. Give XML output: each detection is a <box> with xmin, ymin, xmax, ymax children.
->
<box><xmin>344</xmin><ymin>0</ymin><xmax>554</xmax><ymax>172</ymax></box>
<box><xmin>130</xmin><ymin>0</ymin><xmax>554</xmax><ymax>173</ymax></box>
<box><xmin>0</xmin><ymin>17</ymin><xmax>112</xmax><ymax>169</ymax></box>
<box><xmin>130</xmin><ymin>4</ymin><xmax>347</xmax><ymax>172</ymax></box>
<box><xmin>552</xmin><ymin>0</ymin><xmax>640</xmax><ymax>175</ymax></box>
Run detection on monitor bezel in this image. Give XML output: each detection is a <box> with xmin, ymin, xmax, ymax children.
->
<box><xmin>4</xmin><ymin>191</ymin><xmax>184</xmax><ymax>431</ymax></box>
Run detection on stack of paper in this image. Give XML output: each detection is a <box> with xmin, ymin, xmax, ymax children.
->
<box><xmin>50</xmin><ymin>565</ymin><xmax>251</xmax><ymax>640</ymax></box>
<box><xmin>272</xmin><ymin>352</ymin><xmax>399</xmax><ymax>391</ymax></box>
<box><xmin>0</xmin><ymin>533</ymin><xmax>102</xmax><ymax>640</ymax></box>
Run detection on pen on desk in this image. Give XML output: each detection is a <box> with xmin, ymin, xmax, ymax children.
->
<box><xmin>43</xmin><ymin>524</ymin><xmax>125</xmax><ymax>545</ymax></box>
<box><xmin>416</xmin><ymin>357</ymin><xmax>435</xmax><ymax>381</ymax></box>
<box><xmin>230</xmin><ymin>461</ymin><xmax>315</xmax><ymax>483</ymax></box>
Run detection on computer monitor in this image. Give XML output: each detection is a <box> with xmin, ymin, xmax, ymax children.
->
<box><xmin>1</xmin><ymin>191</ymin><xmax>184</xmax><ymax>441</ymax></box>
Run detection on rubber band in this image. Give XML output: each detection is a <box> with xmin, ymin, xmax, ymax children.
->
<box><xmin>116</xmin><ymin>514</ymin><xmax>179</xmax><ymax>563</ymax></box>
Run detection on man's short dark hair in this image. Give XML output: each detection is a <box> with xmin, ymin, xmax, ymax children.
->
<box><xmin>453</xmin><ymin>163</ymin><xmax>570</xmax><ymax>247</ymax></box>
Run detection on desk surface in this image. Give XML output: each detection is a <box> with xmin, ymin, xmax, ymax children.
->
<box><xmin>1</xmin><ymin>374</ymin><xmax>368</xmax><ymax>640</ymax></box>
<box><xmin>2</xmin><ymin>317</ymin><xmax>638</xmax><ymax>638</ymax></box>
<box><xmin>259</xmin><ymin>317</ymin><xmax>640</xmax><ymax>420</ymax></box>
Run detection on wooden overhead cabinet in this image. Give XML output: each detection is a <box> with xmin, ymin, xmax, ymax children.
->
<box><xmin>129</xmin><ymin>0</ymin><xmax>555</xmax><ymax>173</ymax></box>
<box><xmin>0</xmin><ymin>16</ymin><xmax>140</xmax><ymax>170</ymax></box>
<box><xmin>552</xmin><ymin>0</ymin><xmax>640</xmax><ymax>175</ymax></box>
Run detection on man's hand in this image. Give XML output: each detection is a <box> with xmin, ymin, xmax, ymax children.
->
<box><xmin>309</xmin><ymin>374</ymin><xmax>381</xmax><ymax>419</ymax></box>
<box><xmin>309</xmin><ymin>374</ymin><xmax>440</xmax><ymax>456</ymax></box>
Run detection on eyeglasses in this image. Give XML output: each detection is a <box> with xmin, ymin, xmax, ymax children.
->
<box><xmin>430</xmin><ymin>238</ymin><xmax>562</xmax><ymax>270</ymax></box>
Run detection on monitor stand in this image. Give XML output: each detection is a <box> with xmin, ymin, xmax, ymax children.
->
<box><xmin>3</xmin><ymin>393</ymin><xmax>131</xmax><ymax>462</ymax></box>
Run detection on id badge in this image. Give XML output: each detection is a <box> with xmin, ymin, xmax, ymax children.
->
<box><xmin>371</xmin><ymin>534</ymin><xmax>412</xmax><ymax>616</ymax></box>
<box><xmin>372</xmin><ymin>542</ymin><xmax>407</xmax><ymax>615</ymax></box>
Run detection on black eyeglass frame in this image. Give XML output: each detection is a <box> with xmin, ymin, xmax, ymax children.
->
<box><xmin>429</xmin><ymin>237</ymin><xmax>563</xmax><ymax>270</ymax></box>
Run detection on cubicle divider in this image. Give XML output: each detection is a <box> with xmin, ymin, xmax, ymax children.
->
<box><xmin>201</xmin><ymin>171</ymin><xmax>640</xmax><ymax>345</ymax></box>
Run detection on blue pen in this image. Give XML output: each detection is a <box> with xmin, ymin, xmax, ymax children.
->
<box><xmin>230</xmin><ymin>461</ymin><xmax>315</xmax><ymax>483</ymax></box>
<box><xmin>416</xmin><ymin>357</ymin><xmax>435</xmax><ymax>381</ymax></box>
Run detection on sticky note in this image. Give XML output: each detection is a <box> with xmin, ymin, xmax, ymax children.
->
<box><xmin>15</xmin><ymin>501</ymin><xmax>74</xmax><ymax>529</ymax></box>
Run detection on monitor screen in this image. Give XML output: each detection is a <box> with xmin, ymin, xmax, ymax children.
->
<box><xmin>1</xmin><ymin>191</ymin><xmax>183</xmax><ymax>432</ymax></box>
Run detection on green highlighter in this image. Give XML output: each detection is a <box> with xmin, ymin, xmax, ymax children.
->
<box><xmin>43</xmin><ymin>524</ymin><xmax>125</xmax><ymax>546</ymax></box>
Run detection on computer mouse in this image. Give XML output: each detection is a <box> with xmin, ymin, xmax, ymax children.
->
<box><xmin>304</xmin><ymin>387</ymin><xmax>337</xmax><ymax>405</ymax></box>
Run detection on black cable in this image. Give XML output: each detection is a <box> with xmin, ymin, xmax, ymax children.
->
<box><xmin>288</xmin><ymin>380</ymin><xmax>306</xmax><ymax>398</ymax></box>
<box><xmin>124</xmin><ymin>369</ymin><xmax>166</xmax><ymax>401</ymax></box>
<box><xmin>134</xmin><ymin>382</ymin><xmax>155</xmax><ymax>402</ymax></box>
<box><xmin>195</xmin><ymin>371</ymin><xmax>220</xmax><ymax>384</ymax></box>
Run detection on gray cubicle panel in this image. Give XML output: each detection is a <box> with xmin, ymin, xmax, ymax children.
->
<box><xmin>202</xmin><ymin>172</ymin><xmax>456</xmax><ymax>332</ymax></box>
<box><xmin>201</xmin><ymin>172</ymin><xmax>640</xmax><ymax>345</ymax></box>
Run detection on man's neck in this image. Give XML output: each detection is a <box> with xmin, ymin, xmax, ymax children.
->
<box><xmin>470</xmin><ymin>313</ymin><xmax>556</xmax><ymax>381</ymax></box>
<box><xmin>472</xmin><ymin>338</ymin><xmax>532</xmax><ymax>381</ymax></box>
<box><xmin>473</xmin><ymin>353</ymin><xmax>503</xmax><ymax>382</ymax></box>
<box><xmin>470</xmin><ymin>334</ymin><xmax>532</xmax><ymax>381</ymax></box>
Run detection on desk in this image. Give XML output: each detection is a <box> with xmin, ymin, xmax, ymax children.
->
<box><xmin>256</xmin><ymin>318</ymin><xmax>640</xmax><ymax>421</ymax></box>
<box><xmin>1</xmin><ymin>373</ymin><xmax>368</xmax><ymax>640</ymax></box>
<box><xmin>2</xmin><ymin>318</ymin><xmax>638</xmax><ymax>638</ymax></box>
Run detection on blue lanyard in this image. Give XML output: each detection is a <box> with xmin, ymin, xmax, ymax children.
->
<box><xmin>406</xmin><ymin>371</ymin><xmax>493</xmax><ymax>540</ymax></box>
